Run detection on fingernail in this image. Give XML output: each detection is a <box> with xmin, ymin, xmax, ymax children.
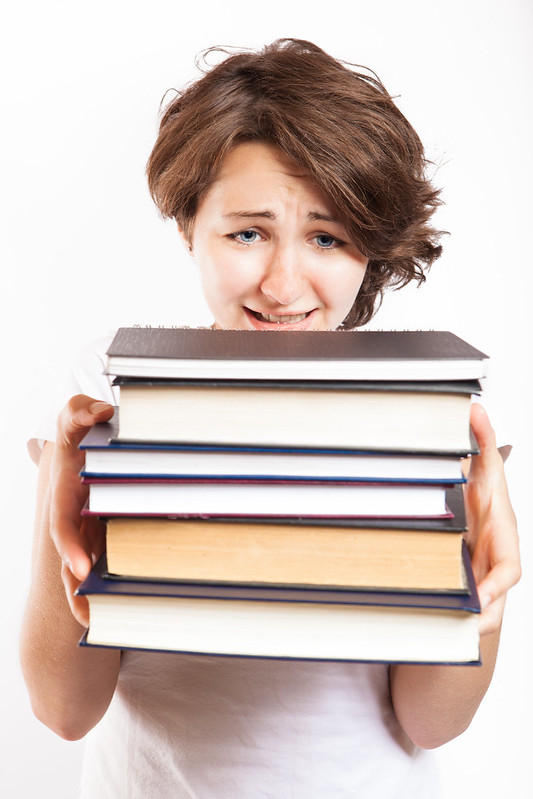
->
<box><xmin>68</xmin><ymin>562</ymin><xmax>80</xmax><ymax>581</ymax></box>
<box><xmin>90</xmin><ymin>401</ymin><xmax>112</xmax><ymax>415</ymax></box>
<box><xmin>66</xmin><ymin>557</ymin><xmax>83</xmax><ymax>581</ymax></box>
<box><xmin>481</xmin><ymin>594</ymin><xmax>492</xmax><ymax>610</ymax></box>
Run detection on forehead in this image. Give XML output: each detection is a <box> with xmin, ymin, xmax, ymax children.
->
<box><xmin>218</xmin><ymin>141</ymin><xmax>307</xmax><ymax>178</ymax></box>
<box><xmin>202</xmin><ymin>141</ymin><xmax>333</xmax><ymax>213</ymax></box>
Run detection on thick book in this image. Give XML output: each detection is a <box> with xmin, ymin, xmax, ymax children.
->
<box><xmin>82</xmin><ymin>478</ymin><xmax>450</xmax><ymax>519</ymax></box>
<box><xmin>80</xmin><ymin>416</ymin><xmax>467</xmax><ymax>484</ymax></box>
<box><xmin>77</xmin><ymin>545</ymin><xmax>480</xmax><ymax>664</ymax></box>
<box><xmin>112</xmin><ymin>380</ymin><xmax>478</xmax><ymax>453</ymax></box>
<box><xmin>105</xmin><ymin>517</ymin><xmax>467</xmax><ymax>592</ymax></box>
<box><xmin>105</xmin><ymin>328</ymin><xmax>488</xmax><ymax>381</ymax></box>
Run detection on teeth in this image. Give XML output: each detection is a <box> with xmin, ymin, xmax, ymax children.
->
<box><xmin>258</xmin><ymin>312</ymin><xmax>308</xmax><ymax>323</ymax></box>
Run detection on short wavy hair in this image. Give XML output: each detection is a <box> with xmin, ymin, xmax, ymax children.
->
<box><xmin>147</xmin><ymin>39</ymin><xmax>443</xmax><ymax>328</ymax></box>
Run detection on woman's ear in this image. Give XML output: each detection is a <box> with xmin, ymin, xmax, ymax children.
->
<box><xmin>177</xmin><ymin>225</ymin><xmax>194</xmax><ymax>255</ymax></box>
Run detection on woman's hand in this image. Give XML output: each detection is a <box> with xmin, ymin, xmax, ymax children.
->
<box><xmin>463</xmin><ymin>403</ymin><xmax>521</xmax><ymax>635</ymax></box>
<box><xmin>21</xmin><ymin>395</ymin><xmax>121</xmax><ymax>739</ymax></box>
<box><xmin>49</xmin><ymin>395</ymin><xmax>114</xmax><ymax>627</ymax></box>
<box><xmin>390</xmin><ymin>404</ymin><xmax>521</xmax><ymax>749</ymax></box>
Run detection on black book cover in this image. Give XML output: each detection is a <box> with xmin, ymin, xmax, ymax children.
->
<box><xmin>107</xmin><ymin>328</ymin><xmax>488</xmax><ymax>363</ymax></box>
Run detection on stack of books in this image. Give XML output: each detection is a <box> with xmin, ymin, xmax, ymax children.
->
<box><xmin>77</xmin><ymin>328</ymin><xmax>487</xmax><ymax>664</ymax></box>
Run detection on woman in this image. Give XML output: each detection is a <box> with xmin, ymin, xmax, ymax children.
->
<box><xmin>21</xmin><ymin>39</ymin><xmax>520</xmax><ymax>798</ymax></box>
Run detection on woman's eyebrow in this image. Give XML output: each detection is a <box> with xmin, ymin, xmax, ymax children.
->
<box><xmin>222</xmin><ymin>210</ymin><xmax>341</xmax><ymax>223</ymax></box>
<box><xmin>223</xmin><ymin>210</ymin><xmax>276</xmax><ymax>219</ymax></box>
<box><xmin>307</xmin><ymin>211</ymin><xmax>340</xmax><ymax>224</ymax></box>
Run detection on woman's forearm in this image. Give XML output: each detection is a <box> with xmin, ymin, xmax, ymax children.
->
<box><xmin>20</xmin><ymin>444</ymin><xmax>120</xmax><ymax>740</ymax></box>
<box><xmin>389</xmin><ymin>621</ymin><xmax>501</xmax><ymax>749</ymax></box>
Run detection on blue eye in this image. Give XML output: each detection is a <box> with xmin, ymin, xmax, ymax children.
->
<box><xmin>230</xmin><ymin>229</ymin><xmax>260</xmax><ymax>244</ymax></box>
<box><xmin>315</xmin><ymin>234</ymin><xmax>342</xmax><ymax>249</ymax></box>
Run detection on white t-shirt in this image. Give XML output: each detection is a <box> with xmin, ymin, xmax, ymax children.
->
<box><xmin>30</xmin><ymin>335</ymin><xmax>441</xmax><ymax>799</ymax></box>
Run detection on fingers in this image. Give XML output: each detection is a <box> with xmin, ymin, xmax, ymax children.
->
<box><xmin>477</xmin><ymin>556</ymin><xmax>522</xmax><ymax>611</ymax></box>
<box><xmin>478</xmin><ymin>593</ymin><xmax>506</xmax><ymax>637</ymax></box>
<box><xmin>469</xmin><ymin>403</ymin><xmax>499</xmax><ymax>465</ymax></box>
<box><xmin>465</xmin><ymin>403</ymin><xmax>521</xmax><ymax>637</ymax></box>
<box><xmin>56</xmin><ymin>517</ymin><xmax>105</xmax><ymax>626</ymax></box>
<box><xmin>56</xmin><ymin>395</ymin><xmax>114</xmax><ymax>452</ymax></box>
<box><xmin>61</xmin><ymin>560</ymin><xmax>91</xmax><ymax>627</ymax></box>
<box><xmin>473</xmin><ymin>547</ymin><xmax>521</xmax><ymax>636</ymax></box>
<box><xmin>50</xmin><ymin>395</ymin><xmax>113</xmax><ymax>594</ymax></box>
<box><xmin>476</xmin><ymin>557</ymin><xmax>521</xmax><ymax>636</ymax></box>
<box><xmin>50</xmin><ymin>468</ymin><xmax>93</xmax><ymax>581</ymax></box>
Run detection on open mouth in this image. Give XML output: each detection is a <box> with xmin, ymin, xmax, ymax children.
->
<box><xmin>247</xmin><ymin>309</ymin><xmax>312</xmax><ymax>324</ymax></box>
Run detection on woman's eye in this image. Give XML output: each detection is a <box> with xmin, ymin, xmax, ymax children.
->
<box><xmin>229</xmin><ymin>229</ymin><xmax>261</xmax><ymax>245</ymax></box>
<box><xmin>314</xmin><ymin>234</ymin><xmax>342</xmax><ymax>249</ymax></box>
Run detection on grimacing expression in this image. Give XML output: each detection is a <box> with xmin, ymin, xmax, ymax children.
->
<box><xmin>182</xmin><ymin>141</ymin><xmax>369</xmax><ymax>331</ymax></box>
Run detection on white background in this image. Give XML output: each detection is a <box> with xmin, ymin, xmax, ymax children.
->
<box><xmin>1</xmin><ymin>1</ymin><xmax>532</xmax><ymax>796</ymax></box>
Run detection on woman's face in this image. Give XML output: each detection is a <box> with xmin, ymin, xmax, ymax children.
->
<box><xmin>185</xmin><ymin>141</ymin><xmax>368</xmax><ymax>331</ymax></box>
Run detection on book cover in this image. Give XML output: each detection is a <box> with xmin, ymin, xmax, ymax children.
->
<box><xmin>113</xmin><ymin>376</ymin><xmax>483</xmax><ymax>394</ymax></box>
<box><xmin>105</xmin><ymin>328</ymin><xmax>488</xmax><ymax>381</ymax></box>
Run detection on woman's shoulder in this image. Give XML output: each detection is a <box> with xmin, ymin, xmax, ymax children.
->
<box><xmin>70</xmin><ymin>332</ymin><xmax>117</xmax><ymax>395</ymax></box>
<box><xmin>28</xmin><ymin>331</ymin><xmax>117</xmax><ymax>464</ymax></box>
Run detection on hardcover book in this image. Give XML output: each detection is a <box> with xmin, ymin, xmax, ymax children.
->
<box><xmin>105</xmin><ymin>514</ymin><xmax>467</xmax><ymax>592</ymax></box>
<box><xmin>112</xmin><ymin>381</ymin><xmax>477</xmax><ymax>453</ymax></box>
<box><xmin>77</xmin><ymin>545</ymin><xmax>480</xmax><ymax>664</ymax></box>
<box><xmin>105</xmin><ymin>328</ymin><xmax>488</xmax><ymax>381</ymax></box>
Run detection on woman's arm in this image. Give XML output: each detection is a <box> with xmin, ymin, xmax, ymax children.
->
<box><xmin>20</xmin><ymin>398</ymin><xmax>121</xmax><ymax>741</ymax></box>
<box><xmin>390</xmin><ymin>403</ymin><xmax>521</xmax><ymax>749</ymax></box>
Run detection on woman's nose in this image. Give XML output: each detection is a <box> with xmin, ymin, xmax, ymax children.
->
<box><xmin>260</xmin><ymin>245</ymin><xmax>307</xmax><ymax>306</ymax></box>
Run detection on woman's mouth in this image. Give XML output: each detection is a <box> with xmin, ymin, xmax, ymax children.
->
<box><xmin>243</xmin><ymin>307</ymin><xmax>317</xmax><ymax>330</ymax></box>
<box><xmin>250</xmin><ymin>310</ymin><xmax>310</xmax><ymax>324</ymax></box>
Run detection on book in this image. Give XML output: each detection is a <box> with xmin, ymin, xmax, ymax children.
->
<box><xmin>105</xmin><ymin>515</ymin><xmax>467</xmax><ymax>592</ymax></box>
<box><xmin>82</xmin><ymin>478</ymin><xmax>451</xmax><ymax>519</ymax></box>
<box><xmin>105</xmin><ymin>328</ymin><xmax>488</xmax><ymax>381</ymax></box>
<box><xmin>80</xmin><ymin>416</ymin><xmax>467</xmax><ymax>484</ymax></box>
<box><xmin>77</xmin><ymin>546</ymin><xmax>480</xmax><ymax>664</ymax></box>
<box><xmin>112</xmin><ymin>380</ymin><xmax>478</xmax><ymax>453</ymax></box>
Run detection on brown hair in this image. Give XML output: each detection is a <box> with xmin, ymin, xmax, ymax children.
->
<box><xmin>147</xmin><ymin>39</ymin><xmax>443</xmax><ymax>328</ymax></box>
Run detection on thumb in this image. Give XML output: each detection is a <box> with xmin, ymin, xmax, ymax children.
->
<box><xmin>469</xmin><ymin>403</ymin><xmax>498</xmax><ymax>463</ymax></box>
<box><xmin>56</xmin><ymin>395</ymin><xmax>114</xmax><ymax>450</ymax></box>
